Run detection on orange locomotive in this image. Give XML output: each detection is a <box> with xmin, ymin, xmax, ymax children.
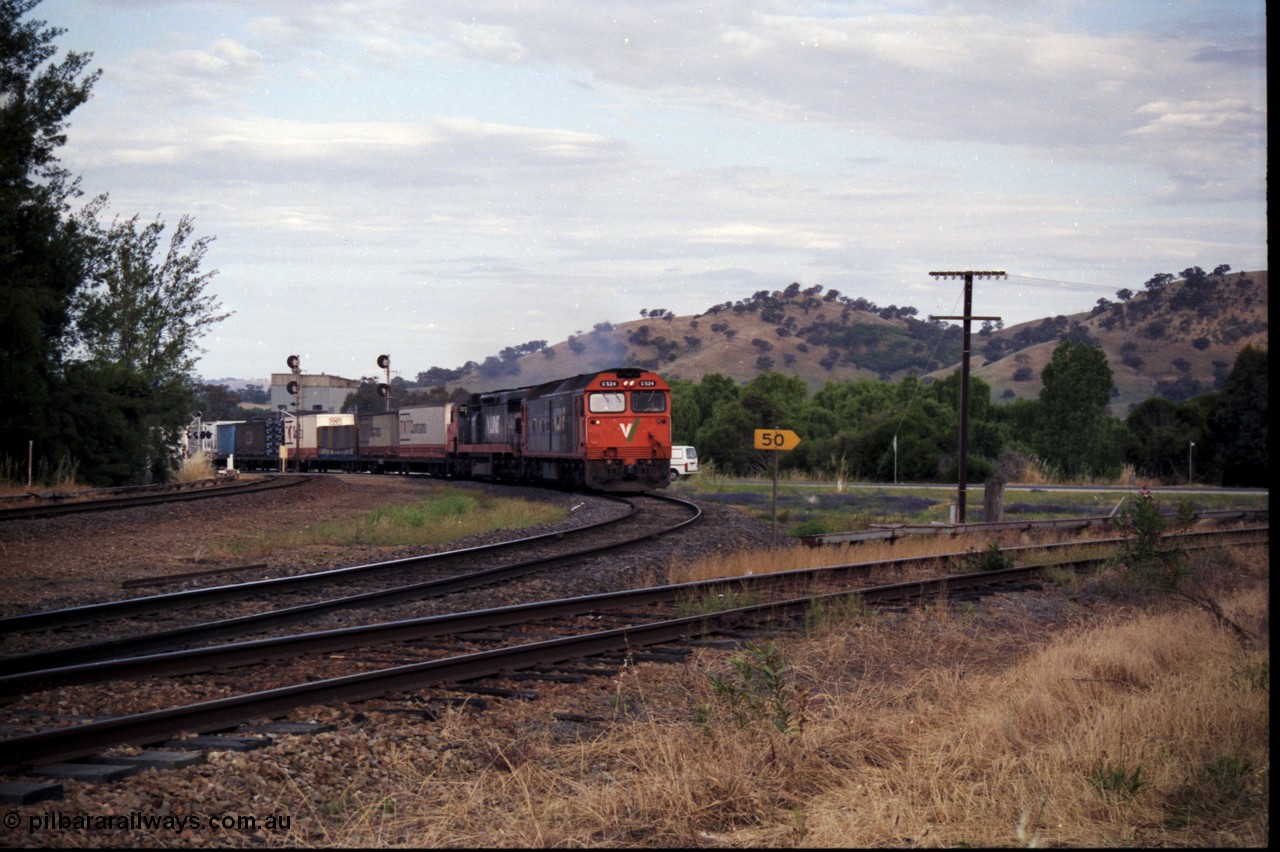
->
<box><xmin>453</xmin><ymin>368</ymin><xmax>673</xmax><ymax>491</ymax></box>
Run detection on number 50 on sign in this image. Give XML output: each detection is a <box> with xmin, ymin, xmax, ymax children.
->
<box><xmin>754</xmin><ymin>429</ymin><xmax>801</xmax><ymax>451</ymax></box>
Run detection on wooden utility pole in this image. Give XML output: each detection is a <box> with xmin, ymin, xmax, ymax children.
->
<box><xmin>928</xmin><ymin>270</ymin><xmax>1005</xmax><ymax>523</ymax></box>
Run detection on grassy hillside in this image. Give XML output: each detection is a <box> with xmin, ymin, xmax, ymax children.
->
<box><xmin>445</xmin><ymin>271</ymin><xmax>1267</xmax><ymax>414</ymax></box>
<box><xmin>956</xmin><ymin>269</ymin><xmax>1268</xmax><ymax>414</ymax></box>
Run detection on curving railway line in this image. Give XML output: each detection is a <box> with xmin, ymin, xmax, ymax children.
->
<box><xmin>0</xmin><ymin>475</ymin><xmax>310</xmax><ymax>522</ymax></box>
<box><xmin>0</xmin><ymin>517</ymin><xmax>1265</xmax><ymax>776</ymax></box>
<box><xmin>0</xmin><ymin>492</ymin><xmax>700</xmax><ymax>666</ymax></box>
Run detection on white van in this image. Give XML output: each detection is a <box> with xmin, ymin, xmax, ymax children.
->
<box><xmin>669</xmin><ymin>445</ymin><xmax>699</xmax><ymax>481</ymax></box>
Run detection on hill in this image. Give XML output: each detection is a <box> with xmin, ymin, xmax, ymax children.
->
<box><xmin>441</xmin><ymin>270</ymin><xmax>1267</xmax><ymax>414</ymax></box>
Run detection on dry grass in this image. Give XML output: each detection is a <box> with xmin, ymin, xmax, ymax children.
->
<box><xmin>668</xmin><ymin>526</ymin><xmax>1107</xmax><ymax>584</ymax></box>
<box><xmin>311</xmin><ymin>546</ymin><xmax>1267</xmax><ymax>847</ymax></box>
<box><xmin>0</xmin><ymin>453</ymin><xmax>82</xmax><ymax>496</ymax></box>
<box><xmin>172</xmin><ymin>451</ymin><xmax>216</xmax><ymax>483</ymax></box>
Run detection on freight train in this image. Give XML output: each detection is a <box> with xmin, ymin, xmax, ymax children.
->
<box><xmin>211</xmin><ymin>368</ymin><xmax>674</xmax><ymax>492</ymax></box>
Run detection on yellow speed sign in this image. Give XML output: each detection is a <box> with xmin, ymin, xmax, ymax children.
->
<box><xmin>753</xmin><ymin>429</ymin><xmax>801</xmax><ymax>451</ymax></box>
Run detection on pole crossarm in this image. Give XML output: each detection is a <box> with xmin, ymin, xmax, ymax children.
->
<box><xmin>928</xmin><ymin>270</ymin><xmax>1007</xmax><ymax>279</ymax></box>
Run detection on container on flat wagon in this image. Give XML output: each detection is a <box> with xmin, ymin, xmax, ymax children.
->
<box><xmin>233</xmin><ymin>420</ymin><xmax>268</xmax><ymax>457</ymax></box>
<box><xmin>283</xmin><ymin>413</ymin><xmax>355</xmax><ymax>456</ymax></box>
<box><xmin>215</xmin><ymin>421</ymin><xmax>245</xmax><ymax>457</ymax></box>
<box><xmin>359</xmin><ymin>411</ymin><xmax>400</xmax><ymax>453</ymax></box>
<box><xmin>398</xmin><ymin>405</ymin><xmax>451</xmax><ymax>457</ymax></box>
<box><xmin>317</xmin><ymin>423</ymin><xmax>359</xmax><ymax>458</ymax></box>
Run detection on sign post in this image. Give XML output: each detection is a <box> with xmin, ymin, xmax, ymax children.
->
<box><xmin>754</xmin><ymin>429</ymin><xmax>802</xmax><ymax>547</ymax></box>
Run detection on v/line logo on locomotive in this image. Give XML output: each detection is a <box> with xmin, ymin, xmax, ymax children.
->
<box><xmin>618</xmin><ymin>418</ymin><xmax>641</xmax><ymax>442</ymax></box>
<box><xmin>211</xmin><ymin>368</ymin><xmax>675</xmax><ymax>492</ymax></box>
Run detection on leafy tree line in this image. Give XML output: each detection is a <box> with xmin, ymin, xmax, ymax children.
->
<box><xmin>2</xmin><ymin>1</ymin><xmax>226</xmax><ymax>485</ymax></box>
<box><xmin>670</xmin><ymin>341</ymin><xmax>1268</xmax><ymax>488</ymax></box>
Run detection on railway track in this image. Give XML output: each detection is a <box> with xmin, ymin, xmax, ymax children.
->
<box><xmin>0</xmin><ymin>521</ymin><xmax>1264</xmax><ymax>774</ymax></box>
<box><xmin>0</xmin><ymin>492</ymin><xmax>700</xmax><ymax>661</ymax></box>
<box><xmin>0</xmin><ymin>475</ymin><xmax>308</xmax><ymax>522</ymax></box>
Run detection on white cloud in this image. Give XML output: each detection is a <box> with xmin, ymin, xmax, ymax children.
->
<box><xmin>46</xmin><ymin>0</ymin><xmax>1266</xmax><ymax>378</ymax></box>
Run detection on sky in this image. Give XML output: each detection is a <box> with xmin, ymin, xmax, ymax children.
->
<box><xmin>43</xmin><ymin>0</ymin><xmax>1267</xmax><ymax>383</ymax></box>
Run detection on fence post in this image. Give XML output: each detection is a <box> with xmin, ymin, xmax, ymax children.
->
<box><xmin>983</xmin><ymin>475</ymin><xmax>1006</xmax><ymax>523</ymax></box>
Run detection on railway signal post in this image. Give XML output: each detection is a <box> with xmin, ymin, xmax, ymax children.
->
<box><xmin>286</xmin><ymin>354</ymin><xmax>302</xmax><ymax>473</ymax></box>
<box><xmin>755</xmin><ymin>428</ymin><xmax>802</xmax><ymax>547</ymax></box>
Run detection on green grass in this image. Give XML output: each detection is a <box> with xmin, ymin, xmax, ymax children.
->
<box><xmin>221</xmin><ymin>487</ymin><xmax>567</xmax><ymax>557</ymax></box>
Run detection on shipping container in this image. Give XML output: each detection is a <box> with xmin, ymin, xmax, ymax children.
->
<box><xmin>215</xmin><ymin>421</ymin><xmax>245</xmax><ymax>457</ymax></box>
<box><xmin>358</xmin><ymin>411</ymin><xmax>399</xmax><ymax>453</ymax></box>
<box><xmin>233</xmin><ymin>420</ymin><xmax>268</xmax><ymax>457</ymax></box>
<box><xmin>283</xmin><ymin>412</ymin><xmax>356</xmax><ymax>458</ymax></box>
<box><xmin>398</xmin><ymin>405</ymin><xmax>451</xmax><ymax>458</ymax></box>
<box><xmin>317</xmin><ymin>424</ymin><xmax>359</xmax><ymax>459</ymax></box>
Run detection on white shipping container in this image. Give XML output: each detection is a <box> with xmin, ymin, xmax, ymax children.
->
<box><xmin>399</xmin><ymin>405</ymin><xmax>451</xmax><ymax>453</ymax></box>
<box><xmin>284</xmin><ymin>412</ymin><xmax>355</xmax><ymax>452</ymax></box>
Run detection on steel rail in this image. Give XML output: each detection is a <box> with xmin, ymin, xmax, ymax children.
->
<box><xmin>0</xmin><ymin>492</ymin><xmax>644</xmax><ymax>635</ymax></box>
<box><xmin>803</xmin><ymin>507</ymin><xmax>1268</xmax><ymax>545</ymax></box>
<box><xmin>0</xmin><ymin>523</ymin><xmax>1264</xmax><ymax>772</ymax></box>
<box><xmin>0</xmin><ymin>475</ymin><xmax>310</xmax><ymax>522</ymax></box>
<box><xmin>1</xmin><ymin>522</ymin><xmax>1261</xmax><ymax>696</ymax></box>
<box><xmin>0</xmin><ymin>565</ymin><xmax>1031</xmax><ymax>772</ymax></box>
<box><xmin>0</xmin><ymin>494</ymin><xmax>701</xmax><ymax>673</ymax></box>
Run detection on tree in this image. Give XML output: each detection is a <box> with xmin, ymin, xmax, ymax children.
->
<box><xmin>1124</xmin><ymin>397</ymin><xmax>1199</xmax><ymax>482</ymax></box>
<box><xmin>667</xmin><ymin>378</ymin><xmax>701</xmax><ymax>444</ymax></box>
<box><xmin>1034</xmin><ymin>340</ymin><xmax>1124</xmax><ymax>479</ymax></box>
<box><xmin>73</xmin><ymin>214</ymin><xmax>227</xmax><ymax>380</ymax></box>
<box><xmin>196</xmin><ymin>383</ymin><xmax>244</xmax><ymax>421</ymax></box>
<box><xmin>53</xmin><ymin>212</ymin><xmax>228</xmax><ymax>483</ymax></box>
<box><xmin>1212</xmin><ymin>346</ymin><xmax>1268</xmax><ymax>487</ymax></box>
<box><xmin>0</xmin><ymin>0</ymin><xmax>101</xmax><ymax>466</ymax></box>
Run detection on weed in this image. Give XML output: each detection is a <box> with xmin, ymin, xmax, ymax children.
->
<box><xmin>789</xmin><ymin>518</ymin><xmax>831</xmax><ymax>537</ymax></box>
<box><xmin>1107</xmin><ymin>490</ymin><xmax>1187</xmax><ymax>592</ymax></box>
<box><xmin>173</xmin><ymin>451</ymin><xmax>214</xmax><ymax>483</ymax></box>
<box><xmin>675</xmin><ymin>587</ymin><xmax>759</xmax><ymax>616</ymax></box>
<box><xmin>967</xmin><ymin>540</ymin><xmax>1014</xmax><ymax>572</ymax></box>
<box><xmin>1165</xmin><ymin>753</ymin><xmax>1259</xmax><ymax>828</ymax></box>
<box><xmin>805</xmin><ymin>593</ymin><xmax>870</xmax><ymax>631</ymax></box>
<box><xmin>1089</xmin><ymin>761</ymin><xmax>1143</xmax><ymax>799</ymax></box>
<box><xmin>1231</xmin><ymin>659</ymin><xmax>1269</xmax><ymax>691</ymax></box>
<box><xmin>706</xmin><ymin>641</ymin><xmax>805</xmax><ymax>737</ymax></box>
